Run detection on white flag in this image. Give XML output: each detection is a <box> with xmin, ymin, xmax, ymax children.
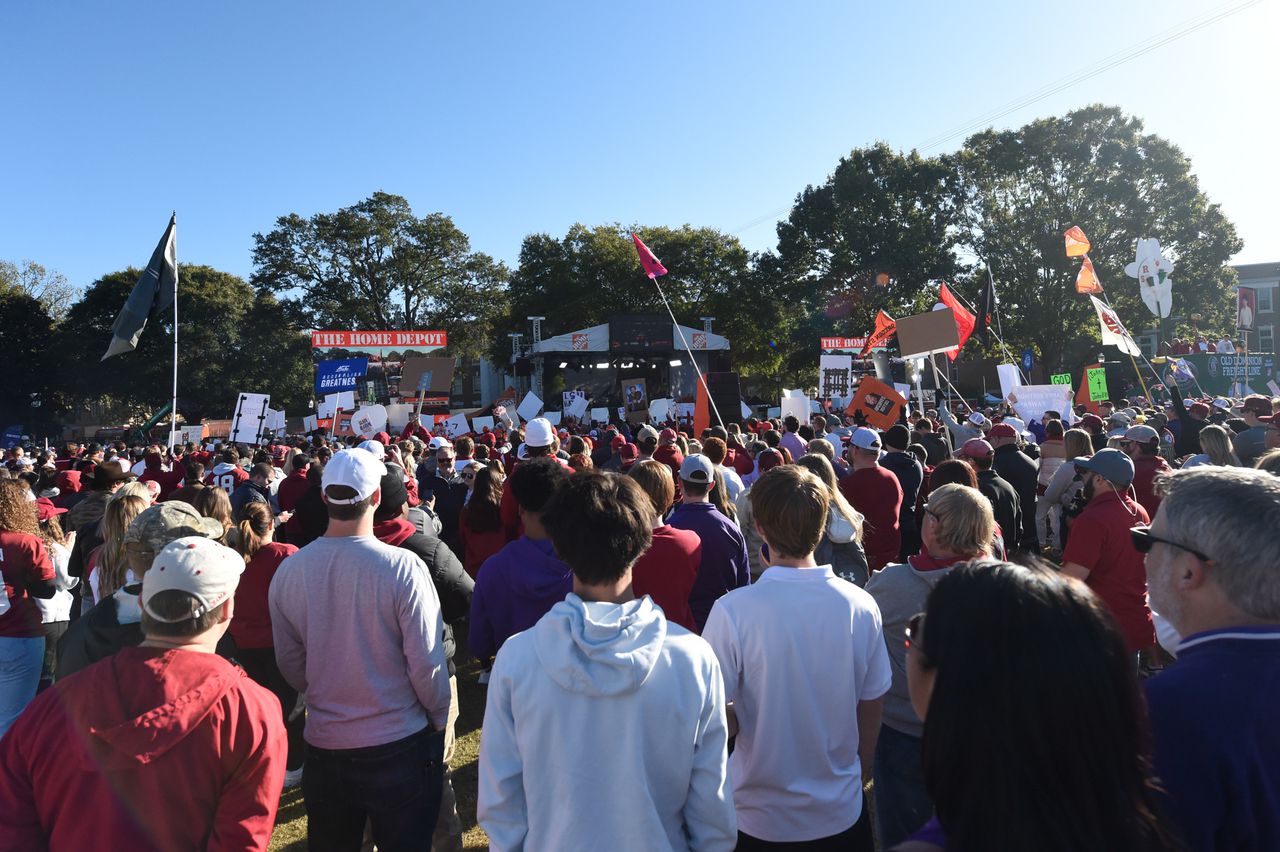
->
<box><xmin>1089</xmin><ymin>295</ymin><xmax>1142</xmax><ymax>356</ymax></box>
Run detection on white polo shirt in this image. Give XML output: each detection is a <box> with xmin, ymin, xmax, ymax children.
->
<box><xmin>703</xmin><ymin>564</ymin><xmax>891</xmax><ymax>842</ymax></box>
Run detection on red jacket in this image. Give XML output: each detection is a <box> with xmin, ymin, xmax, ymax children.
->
<box><xmin>631</xmin><ymin>524</ymin><xmax>700</xmax><ymax>632</ymax></box>
<box><xmin>0</xmin><ymin>647</ymin><xmax>286</xmax><ymax>852</ymax></box>
<box><xmin>1131</xmin><ymin>453</ymin><xmax>1170</xmax><ymax>519</ymax></box>
<box><xmin>231</xmin><ymin>542</ymin><xmax>298</xmax><ymax>649</ymax></box>
<box><xmin>458</xmin><ymin>514</ymin><xmax>507</xmax><ymax>578</ymax></box>
<box><xmin>139</xmin><ymin>464</ymin><xmax>185</xmax><ymax>502</ymax></box>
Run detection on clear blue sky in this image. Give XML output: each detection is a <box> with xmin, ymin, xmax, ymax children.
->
<box><xmin>3</xmin><ymin>0</ymin><xmax>1276</xmax><ymax>292</ymax></box>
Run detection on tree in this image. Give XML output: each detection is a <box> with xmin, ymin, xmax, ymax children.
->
<box><xmin>954</xmin><ymin>105</ymin><xmax>1243</xmax><ymax>370</ymax></box>
<box><xmin>0</xmin><ymin>259</ymin><xmax>79</xmax><ymax>320</ymax></box>
<box><xmin>769</xmin><ymin>143</ymin><xmax>963</xmax><ymax>378</ymax></box>
<box><xmin>0</xmin><ymin>291</ymin><xmax>58</xmax><ymax>429</ymax></box>
<box><xmin>56</xmin><ymin>265</ymin><xmax>314</xmax><ymax>423</ymax></box>
<box><xmin>250</xmin><ymin>191</ymin><xmax>510</xmax><ymax>360</ymax></box>
<box><xmin>494</xmin><ymin>224</ymin><xmax>785</xmax><ymax>380</ymax></box>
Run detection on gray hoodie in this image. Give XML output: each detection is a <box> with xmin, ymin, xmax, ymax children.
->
<box><xmin>478</xmin><ymin>594</ymin><xmax>736</xmax><ymax>851</ymax></box>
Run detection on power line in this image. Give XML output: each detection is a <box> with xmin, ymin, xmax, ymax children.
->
<box><xmin>729</xmin><ymin>0</ymin><xmax>1265</xmax><ymax>236</ymax></box>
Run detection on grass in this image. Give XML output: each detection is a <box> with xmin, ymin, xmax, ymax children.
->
<box><xmin>267</xmin><ymin>637</ymin><xmax>492</xmax><ymax>851</ymax></box>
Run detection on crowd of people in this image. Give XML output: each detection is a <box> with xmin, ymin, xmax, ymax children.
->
<box><xmin>0</xmin><ymin>380</ymin><xmax>1278</xmax><ymax>851</ymax></box>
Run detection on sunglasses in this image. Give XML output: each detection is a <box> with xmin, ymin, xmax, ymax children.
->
<box><xmin>1129</xmin><ymin>525</ymin><xmax>1212</xmax><ymax>563</ymax></box>
<box><xmin>905</xmin><ymin>612</ymin><xmax>925</xmax><ymax>651</ymax></box>
<box><xmin>921</xmin><ymin>504</ymin><xmax>940</xmax><ymax>522</ymax></box>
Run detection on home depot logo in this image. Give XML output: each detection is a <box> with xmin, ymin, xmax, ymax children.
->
<box><xmin>692</xmin><ymin>333</ymin><xmax>707</xmax><ymax>349</ymax></box>
<box><xmin>572</xmin><ymin>334</ymin><xmax>588</xmax><ymax>350</ymax></box>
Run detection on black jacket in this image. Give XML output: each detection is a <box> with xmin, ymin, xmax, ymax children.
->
<box><xmin>56</xmin><ymin>587</ymin><xmax>238</xmax><ymax>680</ymax></box>
<box><xmin>418</xmin><ymin>472</ymin><xmax>468</xmax><ymax>553</ymax></box>
<box><xmin>992</xmin><ymin>444</ymin><xmax>1040</xmax><ymax>551</ymax></box>
<box><xmin>881</xmin><ymin>451</ymin><xmax>923</xmax><ymax>537</ymax></box>
<box><xmin>395</xmin><ymin>532</ymin><xmax>474</xmax><ymax>675</ymax></box>
<box><xmin>1169</xmin><ymin>385</ymin><xmax>1207</xmax><ymax>457</ymax></box>
<box><xmin>976</xmin><ymin>469</ymin><xmax>1022</xmax><ymax>552</ymax></box>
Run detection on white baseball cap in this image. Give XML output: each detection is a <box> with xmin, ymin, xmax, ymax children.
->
<box><xmin>967</xmin><ymin>412</ymin><xmax>987</xmax><ymax>427</ymax></box>
<box><xmin>358</xmin><ymin>439</ymin><xmax>386</xmax><ymax>460</ymax></box>
<box><xmin>141</xmin><ymin>537</ymin><xmax>245</xmax><ymax>623</ymax></box>
<box><xmin>524</xmin><ymin>417</ymin><xmax>556</xmax><ymax>448</ymax></box>
<box><xmin>322</xmin><ymin>448</ymin><xmax>387</xmax><ymax>504</ymax></box>
<box><xmin>851</xmin><ymin>427</ymin><xmax>882</xmax><ymax>451</ymax></box>
<box><xmin>679</xmin><ymin>454</ymin><xmax>715</xmax><ymax>483</ymax></box>
<box><xmin>428</xmin><ymin>436</ymin><xmax>452</xmax><ymax>450</ymax></box>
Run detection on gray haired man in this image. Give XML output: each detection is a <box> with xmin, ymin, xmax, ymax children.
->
<box><xmin>1138</xmin><ymin>467</ymin><xmax>1280</xmax><ymax>852</ymax></box>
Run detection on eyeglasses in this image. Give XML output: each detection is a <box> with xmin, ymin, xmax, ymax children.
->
<box><xmin>922</xmin><ymin>504</ymin><xmax>940</xmax><ymax>522</ymax></box>
<box><xmin>905</xmin><ymin>612</ymin><xmax>925</xmax><ymax>650</ymax></box>
<box><xmin>1129</xmin><ymin>525</ymin><xmax>1212</xmax><ymax>563</ymax></box>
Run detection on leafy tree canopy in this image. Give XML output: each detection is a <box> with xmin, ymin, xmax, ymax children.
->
<box><xmin>250</xmin><ymin>191</ymin><xmax>509</xmax><ymax>361</ymax></box>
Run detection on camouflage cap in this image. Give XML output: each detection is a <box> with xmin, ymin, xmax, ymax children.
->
<box><xmin>124</xmin><ymin>502</ymin><xmax>225</xmax><ymax>553</ymax></box>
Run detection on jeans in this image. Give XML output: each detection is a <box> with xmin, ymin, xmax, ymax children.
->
<box><xmin>736</xmin><ymin>803</ymin><xmax>873</xmax><ymax>851</ymax></box>
<box><xmin>874</xmin><ymin>725</ymin><xmax>934</xmax><ymax>850</ymax></box>
<box><xmin>0</xmin><ymin>636</ymin><xmax>45</xmax><ymax>737</ymax></box>
<box><xmin>304</xmin><ymin>726</ymin><xmax>445</xmax><ymax>852</ymax></box>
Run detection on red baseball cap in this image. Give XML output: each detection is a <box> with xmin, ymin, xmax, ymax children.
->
<box><xmin>960</xmin><ymin>438</ymin><xmax>994</xmax><ymax>458</ymax></box>
<box><xmin>988</xmin><ymin>423</ymin><xmax>1018</xmax><ymax>440</ymax></box>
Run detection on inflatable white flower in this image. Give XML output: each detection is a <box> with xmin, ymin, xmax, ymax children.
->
<box><xmin>1124</xmin><ymin>237</ymin><xmax>1174</xmax><ymax>318</ymax></box>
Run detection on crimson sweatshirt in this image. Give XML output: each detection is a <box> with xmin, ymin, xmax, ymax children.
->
<box><xmin>0</xmin><ymin>647</ymin><xmax>286</xmax><ymax>852</ymax></box>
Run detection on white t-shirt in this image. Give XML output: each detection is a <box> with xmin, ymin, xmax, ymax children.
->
<box><xmin>1216</xmin><ymin>338</ymin><xmax>1235</xmax><ymax>354</ymax></box>
<box><xmin>703</xmin><ymin>564</ymin><xmax>892</xmax><ymax>842</ymax></box>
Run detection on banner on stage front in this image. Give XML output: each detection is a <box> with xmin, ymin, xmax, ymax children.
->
<box><xmin>311</xmin><ymin>330</ymin><xmax>447</xmax><ymax>349</ymax></box>
<box><xmin>315</xmin><ymin>358</ymin><xmax>368</xmax><ymax>393</ymax></box>
<box><xmin>1162</xmin><ymin>352</ymin><xmax>1279</xmax><ymax>396</ymax></box>
<box><xmin>820</xmin><ymin>337</ymin><xmax>868</xmax><ymax>351</ymax></box>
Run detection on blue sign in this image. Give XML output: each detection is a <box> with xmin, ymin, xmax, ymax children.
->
<box><xmin>1020</xmin><ymin>347</ymin><xmax>1035</xmax><ymax>374</ymax></box>
<box><xmin>1</xmin><ymin>425</ymin><xmax>23</xmax><ymax>450</ymax></box>
<box><xmin>315</xmin><ymin>358</ymin><xmax>368</xmax><ymax>393</ymax></box>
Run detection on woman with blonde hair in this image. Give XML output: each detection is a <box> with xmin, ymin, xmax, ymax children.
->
<box><xmin>865</xmin><ymin>483</ymin><xmax>994</xmax><ymax>847</ymax></box>
<box><xmin>1180</xmin><ymin>423</ymin><xmax>1241</xmax><ymax>468</ymax></box>
<box><xmin>1039</xmin><ymin>427</ymin><xmax>1094</xmax><ymax>552</ymax></box>
<box><xmin>795</xmin><ymin>453</ymin><xmax>868</xmax><ymax>586</ymax></box>
<box><xmin>88</xmin><ymin>494</ymin><xmax>148</xmax><ymax>603</ymax></box>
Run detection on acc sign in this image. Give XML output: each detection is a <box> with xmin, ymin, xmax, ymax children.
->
<box><xmin>315</xmin><ymin>358</ymin><xmax>369</xmax><ymax>393</ymax></box>
<box><xmin>311</xmin><ymin>330</ymin><xmax>448</xmax><ymax>348</ymax></box>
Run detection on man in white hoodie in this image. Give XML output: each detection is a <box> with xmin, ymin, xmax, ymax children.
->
<box><xmin>477</xmin><ymin>470</ymin><xmax>736</xmax><ymax>852</ymax></box>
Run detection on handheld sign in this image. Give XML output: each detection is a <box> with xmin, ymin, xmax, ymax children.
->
<box><xmin>1087</xmin><ymin>368</ymin><xmax>1109</xmax><ymax>402</ymax></box>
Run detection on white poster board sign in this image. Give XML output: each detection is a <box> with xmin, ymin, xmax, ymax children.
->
<box><xmin>819</xmin><ymin>354</ymin><xmax>854</xmax><ymax>400</ymax></box>
<box><xmin>385</xmin><ymin>403</ymin><xmax>413</xmax><ymax>432</ymax></box>
<box><xmin>543</xmin><ymin>411</ymin><xmax>562</xmax><ymax>426</ymax></box>
<box><xmin>318</xmin><ymin>391</ymin><xmax>355</xmax><ymax>419</ymax></box>
<box><xmin>780</xmin><ymin>393</ymin><xmax>809</xmax><ymax>425</ymax></box>
<box><xmin>303</xmin><ymin>415</ymin><xmax>319</xmax><ymax>433</ymax></box>
<box><xmin>590</xmin><ymin>407</ymin><xmax>610</xmax><ymax>424</ymax></box>
<box><xmin>471</xmin><ymin>416</ymin><xmax>495</xmax><ymax>433</ymax></box>
<box><xmin>1009</xmin><ymin>384</ymin><xmax>1075</xmax><ymax>427</ymax></box>
<box><xmin>516</xmin><ymin>391</ymin><xmax>543</xmax><ymax>422</ymax></box>
<box><xmin>353</xmin><ymin>405</ymin><xmax>388</xmax><ymax>438</ymax></box>
<box><xmin>178</xmin><ymin>426</ymin><xmax>205</xmax><ymax>445</ymax></box>
<box><xmin>443</xmin><ymin>413</ymin><xmax>470</xmax><ymax>438</ymax></box>
<box><xmin>565</xmin><ymin>395</ymin><xmax>590</xmax><ymax>420</ymax></box>
<box><xmin>230</xmin><ymin>392</ymin><xmax>271</xmax><ymax>445</ymax></box>
<box><xmin>996</xmin><ymin>363</ymin><xmax>1022</xmax><ymax>401</ymax></box>
<box><xmin>740</xmin><ymin>401</ymin><xmax>752</xmax><ymax>419</ymax></box>
<box><xmin>649</xmin><ymin>398</ymin><xmax>673</xmax><ymax>422</ymax></box>
<box><xmin>675</xmin><ymin>402</ymin><xmax>695</xmax><ymax>420</ymax></box>
<box><xmin>562</xmin><ymin>390</ymin><xmax>586</xmax><ymax>411</ymax></box>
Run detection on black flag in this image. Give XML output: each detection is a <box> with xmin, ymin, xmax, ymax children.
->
<box><xmin>102</xmin><ymin>214</ymin><xmax>177</xmax><ymax>360</ymax></box>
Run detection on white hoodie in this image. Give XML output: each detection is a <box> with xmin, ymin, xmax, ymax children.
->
<box><xmin>478</xmin><ymin>594</ymin><xmax>736</xmax><ymax>852</ymax></box>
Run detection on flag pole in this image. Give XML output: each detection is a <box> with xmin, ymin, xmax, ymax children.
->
<box><xmin>168</xmin><ymin>212</ymin><xmax>179</xmax><ymax>454</ymax></box>
<box><xmin>650</xmin><ymin>275</ymin><xmax>725</xmax><ymax>431</ymax></box>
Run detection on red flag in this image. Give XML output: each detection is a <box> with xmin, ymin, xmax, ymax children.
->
<box><xmin>859</xmin><ymin>310</ymin><xmax>897</xmax><ymax>356</ymax></box>
<box><xmin>1064</xmin><ymin>226</ymin><xmax>1091</xmax><ymax>257</ymax></box>
<box><xmin>939</xmin><ymin>283</ymin><xmax>975</xmax><ymax>362</ymax></box>
<box><xmin>631</xmin><ymin>233</ymin><xmax>667</xmax><ymax>279</ymax></box>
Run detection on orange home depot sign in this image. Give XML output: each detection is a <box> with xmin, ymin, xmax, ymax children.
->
<box><xmin>310</xmin><ymin>330</ymin><xmax>448</xmax><ymax>348</ymax></box>
<box><xmin>820</xmin><ymin>336</ymin><xmax>868</xmax><ymax>351</ymax></box>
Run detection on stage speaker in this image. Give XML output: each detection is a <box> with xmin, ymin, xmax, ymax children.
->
<box><xmin>706</xmin><ymin>372</ymin><xmax>741</xmax><ymax>425</ymax></box>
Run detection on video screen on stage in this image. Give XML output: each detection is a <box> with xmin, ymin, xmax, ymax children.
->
<box><xmin>610</xmin><ymin>314</ymin><xmax>673</xmax><ymax>352</ymax></box>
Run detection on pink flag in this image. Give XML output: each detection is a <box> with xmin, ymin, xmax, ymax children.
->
<box><xmin>632</xmin><ymin>233</ymin><xmax>668</xmax><ymax>279</ymax></box>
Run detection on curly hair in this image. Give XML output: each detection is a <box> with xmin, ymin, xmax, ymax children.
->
<box><xmin>0</xmin><ymin>480</ymin><xmax>39</xmax><ymax>536</ymax></box>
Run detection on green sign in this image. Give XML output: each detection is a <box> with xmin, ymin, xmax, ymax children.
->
<box><xmin>1050</xmin><ymin>373</ymin><xmax>1072</xmax><ymax>386</ymax></box>
<box><xmin>1087</xmin><ymin>367</ymin><xmax>1109</xmax><ymax>402</ymax></box>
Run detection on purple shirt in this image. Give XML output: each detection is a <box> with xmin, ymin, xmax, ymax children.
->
<box><xmin>469</xmin><ymin>536</ymin><xmax>572</xmax><ymax>660</ymax></box>
<box><xmin>668</xmin><ymin>502</ymin><xmax>750</xmax><ymax>632</ymax></box>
